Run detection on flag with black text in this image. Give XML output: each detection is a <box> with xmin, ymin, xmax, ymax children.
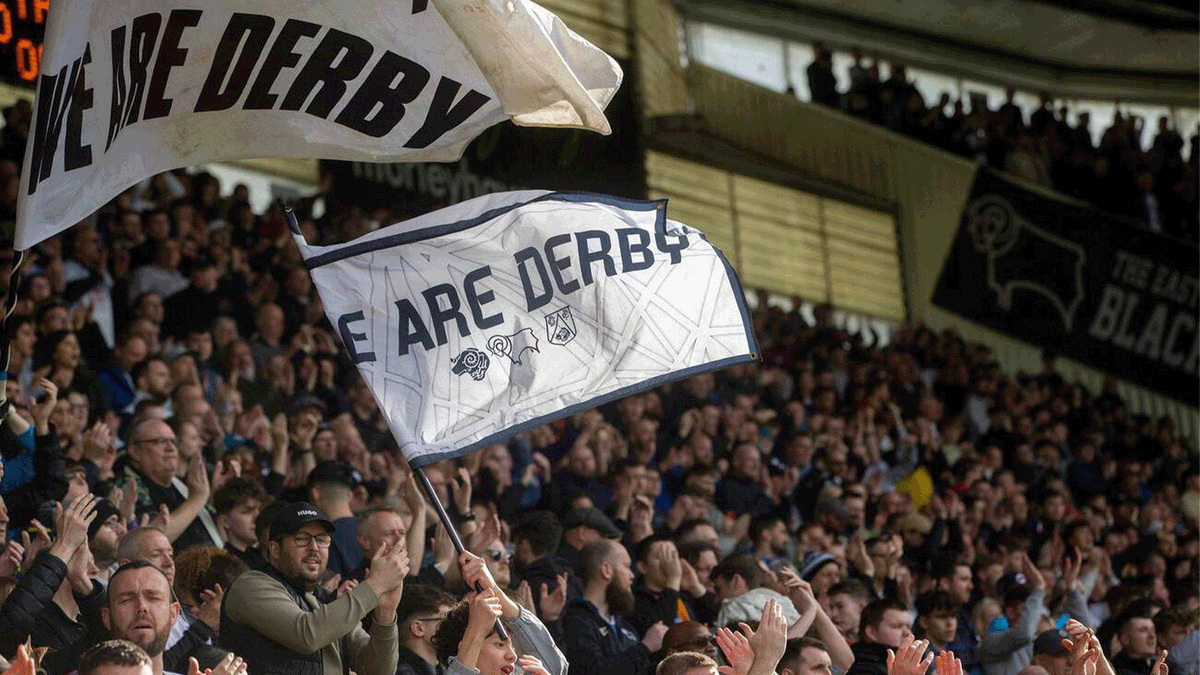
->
<box><xmin>16</xmin><ymin>0</ymin><xmax>622</xmax><ymax>250</ymax></box>
<box><xmin>296</xmin><ymin>191</ymin><xmax>759</xmax><ymax>467</ymax></box>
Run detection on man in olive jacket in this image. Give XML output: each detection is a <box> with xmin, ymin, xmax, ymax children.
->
<box><xmin>220</xmin><ymin>502</ymin><xmax>408</xmax><ymax>675</ymax></box>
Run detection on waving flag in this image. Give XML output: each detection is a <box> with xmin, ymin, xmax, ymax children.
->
<box><xmin>295</xmin><ymin>191</ymin><xmax>759</xmax><ymax>467</ymax></box>
<box><xmin>15</xmin><ymin>0</ymin><xmax>622</xmax><ymax>250</ymax></box>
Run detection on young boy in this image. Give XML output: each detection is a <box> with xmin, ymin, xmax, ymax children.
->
<box><xmin>434</xmin><ymin>551</ymin><xmax>566</xmax><ymax>675</ymax></box>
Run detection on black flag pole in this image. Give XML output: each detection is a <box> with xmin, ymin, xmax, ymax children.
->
<box><xmin>413</xmin><ymin>465</ymin><xmax>510</xmax><ymax>640</ymax></box>
<box><xmin>280</xmin><ymin>202</ymin><xmax>508</xmax><ymax>641</ymax></box>
<box><xmin>0</xmin><ymin>248</ymin><xmax>27</xmax><ymax>414</ymax></box>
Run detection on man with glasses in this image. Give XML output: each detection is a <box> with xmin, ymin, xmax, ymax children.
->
<box><xmin>221</xmin><ymin>502</ymin><xmax>407</xmax><ymax>675</ymax></box>
<box><xmin>123</xmin><ymin>418</ymin><xmax>219</xmax><ymax>551</ymax></box>
<box><xmin>661</xmin><ymin>621</ymin><xmax>718</xmax><ymax>660</ymax></box>
<box><xmin>396</xmin><ymin>584</ymin><xmax>455</xmax><ymax>675</ymax></box>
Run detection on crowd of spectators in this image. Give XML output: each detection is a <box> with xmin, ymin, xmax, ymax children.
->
<box><xmin>0</xmin><ymin>101</ymin><xmax>1194</xmax><ymax>675</ymax></box>
<box><xmin>802</xmin><ymin>45</ymin><xmax>1200</xmax><ymax>242</ymax></box>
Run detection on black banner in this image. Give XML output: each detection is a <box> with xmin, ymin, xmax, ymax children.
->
<box><xmin>933</xmin><ymin>169</ymin><xmax>1199</xmax><ymax>405</ymax></box>
<box><xmin>320</xmin><ymin>58</ymin><xmax>643</xmax><ymax>219</ymax></box>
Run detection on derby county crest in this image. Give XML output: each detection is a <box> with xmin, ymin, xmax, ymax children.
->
<box><xmin>487</xmin><ymin>328</ymin><xmax>540</xmax><ymax>365</ymax></box>
<box><xmin>545</xmin><ymin>307</ymin><xmax>577</xmax><ymax>346</ymax></box>
<box><xmin>450</xmin><ymin>348</ymin><xmax>489</xmax><ymax>380</ymax></box>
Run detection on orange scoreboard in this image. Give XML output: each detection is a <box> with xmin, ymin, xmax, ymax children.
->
<box><xmin>0</xmin><ymin>0</ymin><xmax>47</xmax><ymax>87</ymax></box>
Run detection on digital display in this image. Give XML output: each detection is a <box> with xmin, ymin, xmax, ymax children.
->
<box><xmin>0</xmin><ymin>0</ymin><xmax>47</xmax><ymax>87</ymax></box>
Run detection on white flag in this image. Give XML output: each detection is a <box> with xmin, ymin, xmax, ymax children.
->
<box><xmin>16</xmin><ymin>0</ymin><xmax>621</xmax><ymax>251</ymax></box>
<box><xmin>296</xmin><ymin>191</ymin><xmax>759</xmax><ymax>467</ymax></box>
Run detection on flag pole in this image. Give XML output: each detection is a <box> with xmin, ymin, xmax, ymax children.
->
<box><xmin>280</xmin><ymin>202</ymin><xmax>508</xmax><ymax>640</ymax></box>
<box><xmin>412</xmin><ymin>464</ymin><xmax>509</xmax><ymax>641</ymax></box>
<box><xmin>0</xmin><ymin>248</ymin><xmax>26</xmax><ymax>415</ymax></box>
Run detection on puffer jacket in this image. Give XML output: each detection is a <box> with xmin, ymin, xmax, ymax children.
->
<box><xmin>0</xmin><ymin>550</ymin><xmax>105</xmax><ymax>675</ymax></box>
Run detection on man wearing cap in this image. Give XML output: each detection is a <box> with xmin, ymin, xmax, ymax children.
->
<box><xmin>979</xmin><ymin>555</ymin><xmax>1048</xmax><ymax>675</ymax></box>
<box><xmin>1030</xmin><ymin>630</ymin><xmax>1070</xmax><ymax>675</ymax></box>
<box><xmin>558</xmin><ymin>507</ymin><xmax>621</xmax><ymax>569</ymax></box>
<box><xmin>220</xmin><ymin>502</ymin><xmax>407</xmax><ymax>675</ymax></box>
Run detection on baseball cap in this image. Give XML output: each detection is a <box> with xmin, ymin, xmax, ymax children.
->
<box><xmin>270</xmin><ymin>502</ymin><xmax>335</xmax><ymax>540</ymax></box>
<box><xmin>997</xmin><ymin>571</ymin><xmax>1028</xmax><ymax>595</ymax></box>
<box><xmin>562</xmin><ymin>507</ymin><xmax>622</xmax><ymax>539</ymax></box>
<box><xmin>1034</xmin><ymin>629</ymin><xmax>1069</xmax><ymax>656</ymax></box>
<box><xmin>286</xmin><ymin>394</ymin><xmax>327</xmax><ymax>419</ymax></box>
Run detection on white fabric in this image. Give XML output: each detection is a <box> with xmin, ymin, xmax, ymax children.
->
<box><xmin>296</xmin><ymin>191</ymin><xmax>757</xmax><ymax>467</ymax></box>
<box><xmin>16</xmin><ymin>0</ymin><xmax>622</xmax><ymax>250</ymax></box>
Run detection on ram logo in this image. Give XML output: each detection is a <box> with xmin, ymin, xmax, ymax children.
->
<box><xmin>966</xmin><ymin>195</ymin><xmax>1086</xmax><ymax>332</ymax></box>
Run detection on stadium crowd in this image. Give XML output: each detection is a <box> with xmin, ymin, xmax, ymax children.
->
<box><xmin>801</xmin><ymin>46</ymin><xmax>1200</xmax><ymax>242</ymax></box>
<box><xmin>0</xmin><ymin>109</ymin><xmax>1194</xmax><ymax>675</ymax></box>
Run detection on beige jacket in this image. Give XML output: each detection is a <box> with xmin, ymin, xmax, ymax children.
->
<box><xmin>223</xmin><ymin>570</ymin><xmax>398</xmax><ymax>675</ymax></box>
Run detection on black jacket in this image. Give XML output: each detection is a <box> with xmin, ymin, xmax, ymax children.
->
<box><xmin>1111</xmin><ymin>651</ymin><xmax>1155</xmax><ymax>675</ymax></box>
<box><xmin>516</xmin><ymin>556</ymin><xmax>582</xmax><ymax>611</ymax></box>
<box><xmin>846</xmin><ymin>642</ymin><xmax>892</xmax><ymax>675</ymax></box>
<box><xmin>561</xmin><ymin>598</ymin><xmax>653</xmax><ymax>675</ymax></box>
<box><xmin>0</xmin><ymin>551</ymin><xmax>105</xmax><ymax>675</ymax></box>
<box><xmin>631</xmin><ymin>584</ymin><xmax>694</xmax><ymax>635</ymax></box>
<box><xmin>165</xmin><ymin>606</ymin><xmax>229</xmax><ymax>674</ymax></box>
<box><xmin>396</xmin><ymin>646</ymin><xmax>440</xmax><ymax>675</ymax></box>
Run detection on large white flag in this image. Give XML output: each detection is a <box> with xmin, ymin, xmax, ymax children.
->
<box><xmin>16</xmin><ymin>0</ymin><xmax>621</xmax><ymax>251</ymax></box>
<box><xmin>296</xmin><ymin>191</ymin><xmax>759</xmax><ymax>467</ymax></box>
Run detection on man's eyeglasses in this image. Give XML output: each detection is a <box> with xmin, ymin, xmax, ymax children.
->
<box><xmin>486</xmin><ymin>549</ymin><xmax>511</xmax><ymax>562</ymax></box>
<box><xmin>291</xmin><ymin>533</ymin><xmax>333</xmax><ymax>548</ymax></box>
<box><xmin>134</xmin><ymin>437</ymin><xmax>178</xmax><ymax>448</ymax></box>
<box><xmin>415</xmin><ymin>616</ymin><xmax>447</xmax><ymax>624</ymax></box>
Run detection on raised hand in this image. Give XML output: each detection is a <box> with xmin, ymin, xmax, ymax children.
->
<box><xmin>745</xmin><ymin>598</ymin><xmax>788</xmax><ymax>675</ymax></box>
<box><xmin>1064</xmin><ymin>627</ymin><xmax>1100</xmax><ymax>675</ymax></box>
<box><xmin>335</xmin><ymin>578</ymin><xmax>359</xmax><ymax>598</ymax></box>
<box><xmin>1021</xmin><ymin>552</ymin><xmax>1046</xmax><ymax>591</ymax></box>
<box><xmin>887</xmin><ymin>636</ymin><xmax>934</xmax><ymax>675</ymax></box>
<box><xmin>680</xmin><ymin>558</ymin><xmax>706</xmax><ymax>597</ymax></box>
<box><xmin>716</xmin><ymin>626</ymin><xmax>754</xmax><ymax>675</ymax></box>
<box><xmin>211</xmin><ymin>460</ymin><xmax>240</xmax><ymax>494</ymax></box>
<box><xmin>31</xmin><ymin>378</ymin><xmax>57</xmax><ymax>434</ymax></box>
<box><xmin>0</xmin><ymin>539</ymin><xmax>25</xmax><ymax>578</ymax></box>
<box><xmin>642</xmin><ymin>621</ymin><xmax>668</xmax><ymax>653</ymax></box>
<box><xmin>146</xmin><ymin>503</ymin><xmax>172</xmax><ymax>531</ymax></box>
<box><xmin>514</xmin><ymin>580</ymin><xmax>536</xmax><ymax>615</ymax></box>
<box><xmin>1151</xmin><ymin>650</ymin><xmax>1168</xmax><ymax>675</ymax></box>
<box><xmin>538</xmin><ymin>572</ymin><xmax>568</xmax><ymax>621</ymax></box>
<box><xmin>518</xmin><ymin>656</ymin><xmax>552</xmax><ymax>675</ymax></box>
<box><xmin>2</xmin><ymin>643</ymin><xmax>35</xmax><ymax>675</ymax></box>
<box><xmin>21</xmin><ymin>524</ymin><xmax>51</xmax><ymax>571</ymax></box>
<box><xmin>49</xmin><ymin>494</ymin><xmax>98</xmax><ymax>561</ymax></box>
<box><xmin>195</xmin><ymin>584</ymin><xmax>226</xmax><ymax>631</ymax></box>
<box><xmin>1061</xmin><ymin>547</ymin><xmax>1082</xmax><ymax>592</ymax></box>
<box><xmin>467</xmin><ymin>587</ymin><xmax>504</xmax><ymax>636</ymax></box>
<box><xmin>185</xmin><ymin>453</ymin><xmax>211</xmax><ymax>500</ymax></box>
<box><xmin>364</xmin><ymin>542</ymin><xmax>406</xmax><ymax>598</ymax></box>
<box><xmin>451</xmin><ymin>467</ymin><xmax>473</xmax><ymax>516</ymax></box>
<box><xmin>119</xmin><ymin>476</ymin><xmax>138</xmax><ymax>522</ymax></box>
<box><xmin>460</xmin><ymin>550</ymin><xmax>518</xmax><ymax>618</ymax></box>
<box><xmin>661</xmin><ymin>543</ymin><xmax>683</xmax><ymax>591</ymax></box>
<box><xmin>779</xmin><ymin>567</ymin><xmax>817</xmax><ymax>611</ymax></box>
<box><xmin>935</xmin><ymin>651</ymin><xmax>963</xmax><ymax>675</ymax></box>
